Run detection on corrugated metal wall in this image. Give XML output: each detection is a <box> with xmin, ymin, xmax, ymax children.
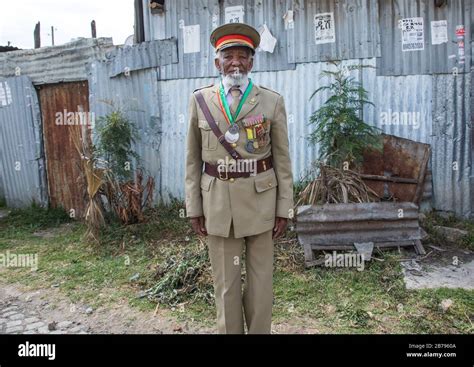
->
<box><xmin>88</xmin><ymin>60</ymin><xmax>163</xmax><ymax>200</ymax></box>
<box><xmin>288</xmin><ymin>0</ymin><xmax>381</xmax><ymax>62</ymax></box>
<box><xmin>107</xmin><ymin>38</ymin><xmax>178</xmax><ymax>77</ymax></box>
<box><xmin>431</xmin><ymin>72</ymin><xmax>471</xmax><ymax>218</ymax></box>
<box><xmin>0</xmin><ymin>76</ymin><xmax>47</xmax><ymax>207</ymax></box>
<box><xmin>378</xmin><ymin>0</ymin><xmax>471</xmax><ymax>76</ymax></box>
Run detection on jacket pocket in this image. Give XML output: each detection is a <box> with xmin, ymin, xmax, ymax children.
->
<box><xmin>254</xmin><ymin>170</ymin><xmax>278</xmax><ymax>193</ymax></box>
<box><xmin>200</xmin><ymin>173</ymin><xmax>214</xmax><ymax>192</ymax></box>
<box><xmin>254</xmin><ymin>170</ymin><xmax>278</xmax><ymax>221</ymax></box>
<box><xmin>198</xmin><ymin>120</ymin><xmax>218</xmax><ymax>151</ymax></box>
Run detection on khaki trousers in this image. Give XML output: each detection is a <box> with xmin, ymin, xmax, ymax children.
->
<box><xmin>207</xmin><ymin>223</ymin><xmax>274</xmax><ymax>334</ymax></box>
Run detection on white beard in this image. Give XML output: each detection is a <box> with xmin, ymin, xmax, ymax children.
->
<box><xmin>222</xmin><ymin>71</ymin><xmax>249</xmax><ymax>89</ymax></box>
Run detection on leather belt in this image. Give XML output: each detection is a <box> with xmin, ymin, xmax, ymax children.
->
<box><xmin>204</xmin><ymin>156</ymin><xmax>273</xmax><ymax>180</ymax></box>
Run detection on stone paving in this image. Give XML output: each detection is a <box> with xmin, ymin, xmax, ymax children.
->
<box><xmin>0</xmin><ymin>297</ymin><xmax>89</xmax><ymax>335</ymax></box>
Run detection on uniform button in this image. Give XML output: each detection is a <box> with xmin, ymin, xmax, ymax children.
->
<box><xmin>231</xmin><ymin>143</ymin><xmax>237</xmax><ymax>148</ymax></box>
<box><xmin>229</xmin><ymin>178</ymin><xmax>235</xmax><ymax>183</ymax></box>
<box><xmin>268</xmin><ymin>183</ymin><xmax>272</xmax><ymax>187</ymax></box>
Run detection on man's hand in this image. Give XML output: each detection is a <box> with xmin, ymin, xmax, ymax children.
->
<box><xmin>190</xmin><ymin>216</ymin><xmax>208</xmax><ymax>236</ymax></box>
<box><xmin>272</xmin><ymin>217</ymin><xmax>288</xmax><ymax>239</ymax></box>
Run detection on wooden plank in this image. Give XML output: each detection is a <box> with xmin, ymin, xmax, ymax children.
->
<box><xmin>309</xmin><ymin>241</ymin><xmax>416</xmax><ymax>251</ymax></box>
<box><xmin>413</xmin><ymin>147</ymin><xmax>431</xmax><ymax>205</ymax></box>
<box><xmin>359</xmin><ymin>174</ymin><xmax>418</xmax><ymax>184</ymax></box>
<box><xmin>303</xmin><ymin>245</ymin><xmax>315</xmax><ymax>263</ymax></box>
<box><xmin>414</xmin><ymin>239</ymin><xmax>427</xmax><ymax>255</ymax></box>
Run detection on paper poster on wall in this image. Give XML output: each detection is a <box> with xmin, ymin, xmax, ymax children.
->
<box><xmin>225</xmin><ymin>6</ymin><xmax>244</xmax><ymax>24</ymax></box>
<box><xmin>283</xmin><ymin>10</ymin><xmax>294</xmax><ymax>30</ymax></box>
<box><xmin>456</xmin><ymin>25</ymin><xmax>466</xmax><ymax>65</ymax></box>
<box><xmin>259</xmin><ymin>24</ymin><xmax>277</xmax><ymax>53</ymax></box>
<box><xmin>431</xmin><ymin>20</ymin><xmax>448</xmax><ymax>45</ymax></box>
<box><xmin>314</xmin><ymin>12</ymin><xmax>335</xmax><ymax>45</ymax></box>
<box><xmin>400</xmin><ymin>17</ymin><xmax>424</xmax><ymax>51</ymax></box>
<box><xmin>183</xmin><ymin>24</ymin><xmax>200</xmax><ymax>54</ymax></box>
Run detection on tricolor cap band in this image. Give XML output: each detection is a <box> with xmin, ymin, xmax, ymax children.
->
<box><xmin>215</xmin><ymin>34</ymin><xmax>255</xmax><ymax>51</ymax></box>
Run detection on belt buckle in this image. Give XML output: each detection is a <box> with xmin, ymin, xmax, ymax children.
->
<box><xmin>217</xmin><ymin>167</ymin><xmax>229</xmax><ymax>181</ymax></box>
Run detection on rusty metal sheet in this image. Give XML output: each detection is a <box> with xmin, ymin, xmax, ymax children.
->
<box><xmin>38</xmin><ymin>81</ymin><xmax>90</xmax><ymax>217</ymax></box>
<box><xmin>361</xmin><ymin>134</ymin><xmax>431</xmax><ymax>202</ymax></box>
<box><xmin>296</xmin><ymin>202</ymin><xmax>421</xmax><ymax>246</ymax></box>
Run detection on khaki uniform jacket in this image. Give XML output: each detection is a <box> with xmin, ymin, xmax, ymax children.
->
<box><xmin>185</xmin><ymin>82</ymin><xmax>293</xmax><ymax>239</ymax></box>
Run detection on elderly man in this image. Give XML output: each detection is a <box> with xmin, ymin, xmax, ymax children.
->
<box><xmin>185</xmin><ymin>23</ymin><xmax>293</xmax><ymax>334</ymax></box>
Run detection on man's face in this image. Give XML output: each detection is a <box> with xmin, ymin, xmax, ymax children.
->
<box><xmin>214</xmin><ymin>46</ymin><xmax>254</xmax><ymax>76</ymax></box>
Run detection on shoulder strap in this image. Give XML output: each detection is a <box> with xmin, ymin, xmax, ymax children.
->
<box><xmin>194</xmin><ymin>91</ymin><xmax>242</xmax><ymax>160</ymax></box>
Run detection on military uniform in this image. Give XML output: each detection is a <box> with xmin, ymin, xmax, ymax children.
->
<box><xmin>184</xmin><ymin>23</ymin><xmax>293</xmax><ymax>334</ymax></box>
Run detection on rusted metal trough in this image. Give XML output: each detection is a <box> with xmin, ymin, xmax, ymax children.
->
<box><xmin>296</xmin><ymin>202</ymin><xmax>425</xmax><ymax>267</ymax></box>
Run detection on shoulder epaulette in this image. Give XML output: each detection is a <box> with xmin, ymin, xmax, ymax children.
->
<box><xmin>259</xmin><ymin>85</ymin><xmax>281</xmax><ymax>96</ymax></box>
<box><xmin>193</xmin><ymin>84</ymin><xmax>214</xmax><ymax>92</ymax></box>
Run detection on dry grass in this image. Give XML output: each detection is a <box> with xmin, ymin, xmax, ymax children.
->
<box><xmin>102</xmin><ymin>169</ymin><xmax>155</xmax><ymax>225</ymax></box>
<box><xmin>69</xmin><ymin>125</ymin><xmax>105</xmax><ymax>241</ymax></box>
<box><xmin>296</xmin><ymin>162</ymin><xmax>379</xmax><ymax>206</ymax></box>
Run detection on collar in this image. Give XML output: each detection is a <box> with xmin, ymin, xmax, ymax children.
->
<box><xmin>223</xmin><ymin>78</ymin><xmax>249</xmax><ymax>95</ymax></box>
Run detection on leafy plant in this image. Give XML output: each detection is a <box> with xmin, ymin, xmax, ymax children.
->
<box><xmin>95</xmin><ymin>110</ymin><xmax>154</xmax><ymax>225</ymax></box>
<box><xmin>96</xmin><ymin>111</ymin><xmax>139</xmax><ymax>182</ymax></box>
<box><xmin>308</xmin><ymin>62</ymin><xmax>382</xmax><ymax>168</ymax></box>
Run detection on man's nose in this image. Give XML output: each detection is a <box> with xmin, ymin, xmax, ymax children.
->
<box><xmin>231</xmin><ymin>58</ymin><xmax>241</xmax><ymax>66</ymax></box>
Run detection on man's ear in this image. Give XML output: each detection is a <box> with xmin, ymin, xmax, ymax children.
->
<box><xmin>248</xmin><ymin>56</ymin><xmax>254</xmax><ymax>72</ymax></box>
<box><xmin>214</xmin><ymin>58</ymin><xmax>221</xmax><ymax>72</ymax></box>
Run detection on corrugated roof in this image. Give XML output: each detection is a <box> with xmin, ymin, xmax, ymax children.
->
<box><xmin>0</xmin><ymin>38</ymin><xmax>115</xmax><ymax>85</ymax></box>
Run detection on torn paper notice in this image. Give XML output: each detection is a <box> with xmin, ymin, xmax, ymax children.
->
<box><xmin>0</xmin><ymin>81</ymin><xmax>12</xmax><ymax>107</ymax></box>
<box><xmin>456</xmin><ymin>25</ymin><xmax>466</xmax><ymax>65</ymax></box>
<box><xmin>401</xmin><ymin>17</ymin><xmax>424</xmax><ymax>51</ymax></box>
<box><xmin>183</xmin><ymin>24</ymin><xmax>200</xmax><ymax>54</ymax></box>
<box><xmin>258</xmin><ymin>24</ymin><xmax>277</xmax><ymax>53</ymax></box>
<box><xmin>455</xmin><ymin>25</ymin><xmax>466</xmax><ymax>39</ymax></box>
<box><xmin>283</xmin><ymin>10</ymin><xmax>294</xmax><ymax>30</ymax></box>
<box><xmin>314</xmin><ymin>12</ymin><xmax>335</xmax><ymax>45</ymax></box>
<box><xmin>225</xmin><ymin>5</ymin><xmax>244</xmax><ymax>24</ymax></box>
<box><xmin>431</xmin><ymin>20</ymin><xmax>448</xmax><ymax>45</ymax></box>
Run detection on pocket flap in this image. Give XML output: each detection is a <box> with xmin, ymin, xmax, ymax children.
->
<box><xmin>200</xmin><ymin>173</ymin><xmax>214</xmax><ymax>191</ymax></box>
<box><xmin>254</xmin><ymin>172</ymin><xmax>278</xmax><ymax>193</ymax></box>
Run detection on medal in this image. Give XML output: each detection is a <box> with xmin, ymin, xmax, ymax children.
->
<box><xmin>246</xmin><ymin>140</ymin><xmax>256</xmax><ymax>153</ymax></box>
<box><xmin>224</xmin><ymin>124</ymin><xmax>240</xmax><ymax>143</ymax></box>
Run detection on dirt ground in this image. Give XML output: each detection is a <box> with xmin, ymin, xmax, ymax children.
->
<box><xmin>401</xmin><ymin>241</ymin><xmax>474</xmax><ymax>290</ymax></box>
<box><xmin>0</xmin><ymin>280</ymin><xmax>326</xmax><ymax>334</ymax></box>
<box><xmin>0</xmin><ymin>281</ymin><xmax>211</xmax><ymax>334</ymax></box>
